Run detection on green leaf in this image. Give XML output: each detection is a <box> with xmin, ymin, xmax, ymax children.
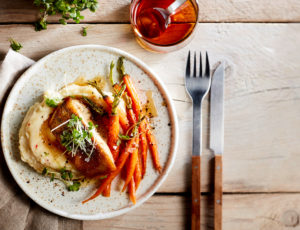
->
<box><xmin>34</xmin><ymin>17</ymin><xmax>48</xmax><ymax>31</ymax></box>
<box><xmin>9</xmin><ymin>38</ymin><xmax>22</xmax><ymax>52</ymax></box>
<box><xmin>82</xmin><ymin>27</ymin><xmax>87</xmax><ymax>36</ymax></box>
<box><xmin>59</xmin><ymin>18</ymin><xmax>67</xmax><ymax>25</ymax></box>
<box><xmin>68</xmin><ymin>181</ymin><xmax>81</xmax><ymax>191</ymax></box>
<box><xmin>45</xmin><ymin>97</ymin><xmax>61</xmax><ymax>107</ymax></box>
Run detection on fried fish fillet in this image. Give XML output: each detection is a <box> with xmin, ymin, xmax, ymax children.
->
<box><xmin>49</xmin><ymin>97</ymin><xmax>116</xmax><ymax>177</ymax></box>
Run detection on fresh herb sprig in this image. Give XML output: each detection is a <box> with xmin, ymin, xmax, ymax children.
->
<box><xmin>33</xmin><ymin>0</ymin><xmax>98</xmax><ymax>31</ymax></box>
<box><xmin>9</xmin><ymin>38</ymin><xmax>23</xmax><ymax>52</ymax></box>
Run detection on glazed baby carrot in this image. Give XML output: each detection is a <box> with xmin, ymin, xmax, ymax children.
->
<box><xmin>134</xmin><ymin>152</ymin><xmax>142</xmax><ymax>190</ymax></box>
<box><xmin>122</xmin><ymin>142</ymin><xmax>139</xmax><ymax>192</ymax></box>
<box><xmin>107</xmin><ymin>114</ymin><xmax>120</xmax><ymax>160</ymax></box>
<box><xmin>146</xmin><ymin>124</ymin><xmax>161</xmax><ymax>172</ymax></box>
<box><xmin>139</xmin><ymin>120</ymin><xmax>148</xmax><ymax>177</ymax></box>
<box><xmin>102</xmin><ymin>184</ymin><xmax>111</xmax><ymax>197</ymax></box>
<box><xmin>105</xmin><ymin>96</ymin><xmax>130</xmax><ymax>131</ymax></box>
<box><xmin>123</xmin><ymin>75</ymin><xmax>141</xmax><ymax>118</ymax></box>
<box><xmin>128</xmin><ymin>177</ymin><xmax>136</xmax><ymax>204</ymax></box>
<box><xmin>82</xmin><ymin>137</ymin><xmax>139</xmax><ymax>204</ymax></box>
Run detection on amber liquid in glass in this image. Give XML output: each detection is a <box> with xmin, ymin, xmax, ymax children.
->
<box><xmin>132</xmin><ymin>0</ymin><xmax>197</xmax><ymax>46</ymax></box>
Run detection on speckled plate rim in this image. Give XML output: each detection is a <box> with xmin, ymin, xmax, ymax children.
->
<box><xmin>1</xmin><ymin>45</ymin><xmax>178</xmax><ymax>220</ymax></box>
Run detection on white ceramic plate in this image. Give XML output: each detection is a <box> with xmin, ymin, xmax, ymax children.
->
<box><xmin>1</xmin><ymin>45</ymin><xmax>178</xmax><ymax>220</ymax></box>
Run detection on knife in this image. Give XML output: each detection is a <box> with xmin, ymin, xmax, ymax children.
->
<box><xmin>210</xmin><ymin>63</ymin><xmax>224</xmax><ymax>230</ymax></box>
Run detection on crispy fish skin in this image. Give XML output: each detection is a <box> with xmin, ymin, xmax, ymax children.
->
<box><xmin>49</xmin><ymin>97</ymin><xmax>116</xmax><ymax>177</ymax></box>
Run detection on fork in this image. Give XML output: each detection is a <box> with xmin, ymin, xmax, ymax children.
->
<box><xmin>185</xmin><ymin>51</ymin><xmax>211</xmax><ymax>230</ymax></box>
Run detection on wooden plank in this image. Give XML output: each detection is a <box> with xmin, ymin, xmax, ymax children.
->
<box><xmin>0</xmin><ymin>0</ymin><xmax>300</xmax><ymax>23</ymax></box>
<box><xmin>0</xmin><ymin>24</ymin><xmax>300</xmax><ymax>193</ymax></box>
<box><xmin>83</xmin><ymin>194</ymin><xmax>300</xmax><ymax>230</ymax></box>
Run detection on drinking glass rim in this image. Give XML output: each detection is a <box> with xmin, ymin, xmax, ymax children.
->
<box><xmin>130</xmin><ymin>0</ymin><xmax>200</xmax><ymax>48</ymax></box>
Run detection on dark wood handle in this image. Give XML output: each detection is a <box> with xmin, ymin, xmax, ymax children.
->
<box><xmin>192</xmin><ymin>155</ymin><xmax>201</xmax><ymax>230</ymax></box>
<box><xmin>214</xmin><ymin>155</ymin><xmax>223</xmax><ymax>230</ymax></box>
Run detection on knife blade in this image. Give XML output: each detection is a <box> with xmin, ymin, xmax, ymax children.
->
<box><xmin>210</xmin><ymin>63</ymin><xmax>224</xmax><ymax>230</ymax></box>
<box><xmin>210</xmin><ymin>63</ymin><xmax>224</xmax><ymax>155</ymax></box>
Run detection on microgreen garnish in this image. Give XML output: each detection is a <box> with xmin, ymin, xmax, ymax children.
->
<box><xmin>68</xmin><ymin>181</ymin><xmax>81</xmax><ymax>191</ymax></box>
<box><xmin>45</xmin><ymin>97</ymin><xmax>61</xmax><ymax>107</ymax></box>
<box><xmin>44</xmin><ymin>152</ymin><xmax>49</xmax><ymax>156</ymax></box>
<box><xmin>83</xmin><ymin>97</ymin><xmax>104</xmax><ymax>115</ymax></box>
<box><xmin>99</xmin><ymin>175</ymin><xmax>108</xmax><ymax>179</ymax></box>
<box><xmin>68</xmin><ymin>171</ymin><xmax>73</xmax><ymax>179</ymax></box>
<box><xmin>9</xmin><ymin>38</ymin><xmax>22</xmax><ymax>52</ymax></box>
<box><xmin>60</xmin><ymin>167</ymin><xmax>68</xmax><ymax>180</ymax></box>
<box><xmin>42</xmin><ymin>167</ymin><xmax>48</xmax><ymax>175</ymax></box>
<box><xmin>33</xmin><ymin>0</ymin><xmax>98</xmax><ymax>31</ymax></box>
<box><xmin>60</xmin><ymin>114</ymin><xmax>96</xmax><ymax>162</ymax></box>
<box><xmin>60</xmin><ymin>168</ymin><xmax>81</xmax><ymax>191</ymax></box>
<box><xmin>82</xmin><ymin>27</ymin><xmax>88</xmax><ymax>36</ymax></box>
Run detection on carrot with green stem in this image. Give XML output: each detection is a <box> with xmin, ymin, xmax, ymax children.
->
<box><xmin>82</xmin><ymin>136</ymin><xmax>139</xmax><ymax>204</ymax></box>
<box><xmin>123</xmin><ymin>75</ymin><xmax>141</xmax><ymax>118</ymax></box>
<box><xmin>107</xmin><ymin>84</ymin><xmax>126</xmax><ymax>161</ymax></box>
<box><xmin>88</xmin><ymin>80</ymin><xmax>130</xmax><ymax>131</ymax></box>
<box><xmin>122</xmin><ymin>74</ymin><xmax>161</xmax><ymax>173</ymax></box>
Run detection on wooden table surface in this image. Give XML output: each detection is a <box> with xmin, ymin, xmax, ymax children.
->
<box><xmin>1</xmin><ymin>0</ymin><xmax>300</xmax><ymax>229</ymax></box>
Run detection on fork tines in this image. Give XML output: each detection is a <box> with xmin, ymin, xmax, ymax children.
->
<box><xmin>186</xmin><ymin>51</ymin><xmax>210</xmax><ymax>78</ymax></box>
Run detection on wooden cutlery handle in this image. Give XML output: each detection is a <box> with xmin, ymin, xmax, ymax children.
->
<box><xmin>214</xmin><ymin>155</ymin><xmax>223</xmax><ymax>230</ymax></box>
<box><xmin>192</xmin><ymin>155</ymin><xmax>201</xmax><ymax>230</ymax></box>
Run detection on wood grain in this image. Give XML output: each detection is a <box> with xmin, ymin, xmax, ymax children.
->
<box><xmin>214</xmin><ymin>155</ymin><xmax>222</xmax><ymax>230</ymax></box>
<box><xmin>0</xmin><ymin>0</ymin><xmax>300</xmax><ymax>23</ymax></box>
<box><xmin>192</xmin><ymin>156</ymin><xmax>201</xmax><ymax>230</ymax></box>
<box><xmin>83</xmin><ymin>194</ymin><xmax>300</xmax><ymax>230</ymax></box>
<box><xmin>0</xmin><ymin>23</ymin><xmax>299</xmax><ymax>193</ymax></box>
